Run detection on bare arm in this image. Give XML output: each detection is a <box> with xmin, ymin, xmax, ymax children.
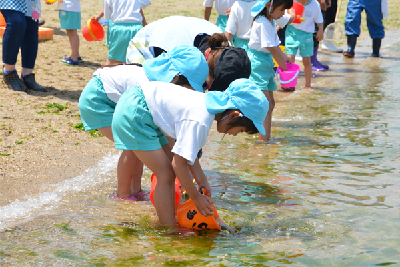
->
<box><xmin>140</xmin><ymin>8</ymin><xmax>147</xmax><ymax>26</ymax></box>
<box><xmin>93</xmin><ymin>7</ymin><xmax>104</xmax><ymax>21</ymax></box>
<box><xmin>204</xmin><ymin>6</ymin><xmax>212</xmax><ymax>21</ymax></box>
<box><xmin>225</xmin><ymin>31</ymin><xmax>234</xmax><ymax>42</ymax></box>
<box><xmin>288</xmin><ymin>8</ymin><xmax>296</xmax><ymax>24</ymax></box>
<box><xmin>172</xmin><ymin>155</ymin><xmax>213</xmax><ymax>216</ymax></box>
<box><xmin>188</xmin><ymin>158</ymin><xmax>212</xmax><ymax>197</ymax></box>
<box><xmin>316</xmin><ymin>22</ymin><xmax>324</xmax><ymax>41</ymax></box>
<box><xmin>268</xmin><ymin>46</ymin><xmax>290</xmax><ymax>71</ymax></box>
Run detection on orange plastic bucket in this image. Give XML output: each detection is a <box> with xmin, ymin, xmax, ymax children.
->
<box><xmin>0</xmin><ymin>11</ymin><xmax>6</xmax><ymax>27</ymax></box>
<box><xmin>177</xmin><ymin>189</ymin><xmax>222</xmax><ymax>231</ymax></box>
<box><xmin>149</xmin><ymin>174</ymin><xmax>182</xmax><ymax>207</ymax></box>
<box><xmin>38</xmin><ymin>27</ymin><xmax>54</xmax><ymax>40</ymax></box>
<box><xmin>292</xmin><ymin>1</ymin><xmax>305</xmax><ymax>24</ymax></box>
<box><xmin>82</xmin><ymin>18</ymin><xmax>104</xmax><ymax>41</ymax></box>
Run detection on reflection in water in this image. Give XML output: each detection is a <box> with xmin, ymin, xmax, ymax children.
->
<box><xmin>1</xmin><ymin>47</ymin><xmax>400</xmax><ymax>266</ymax></box>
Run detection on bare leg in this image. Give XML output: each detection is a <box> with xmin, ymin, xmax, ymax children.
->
<box><xmin>105</xmin><ymin>58</ymin><xmax>124</xmax><ymax>66</ymax></box>
<box><xmin>98</xmin><ymin>127</ymin><xmax>143</xmax><ymax>197</ymax></box>
<box><xmin>258</xmin><ymin>91</ymin><xmax>275</xmax><ymax>142</ymax></box>
<box><xmin>66</xmin><ymin>29</ymin><xmax>80</xmax><ymax>62</ymax></box>
<box><xmin>98</xmin><ymin>127</ymin><xmax>114</xmax><ymax>142</ymax></box>
<box><xmin>4</xmin><ymin>63</ymin><xmax>16</xmax><ymax>72</ymax></box>
<box><xmin>117</xmin><ymin>150</ymin><xmax>140</xmax><ymax>198</ymax></box>
<box><xmin>134</xmin><ymin>145</ymin><xmax>176</xmax><ymax>226</ymax></box>
<box><xmin>303</xmin><ymin>57</ymin><xmax>312</xmax><ymax>88</ymax></box>
<box><xmin>130</xmin><ymin>155</ymin><xmax>143</xmax><ymax>195</ymax></box>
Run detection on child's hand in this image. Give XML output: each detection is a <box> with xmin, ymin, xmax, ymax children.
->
<box><xmin>199</xmin><ymin>181</ymin><xmax>212</xmax><ymax>198</ymax></box>
<box><xmin>285</xmin><ymin>55</ymin><xmax>294</xmax><ymax>64</ymax></box>
<box><xmin>225</xmin><ymin>8</ymin><xmax>231</xmax><ymax>15</ymax></box>
<box><xmin>93</xmin><ymin>15</ymin><xmax>102</xmax><ymax>21</ymax></box>
<box><xmin>317</xmin><ymin>29</ymin><xmax>324</xmax><ymax>41</ymax></box>
<box><xmin>192</xmin><ymin>194</ymin><xmax>214</xmax><ymax>217</ymax></box>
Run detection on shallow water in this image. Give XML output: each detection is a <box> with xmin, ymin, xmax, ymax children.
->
<box><xmin>1</xmin><ymin>46</ymin><xmax>400</xmax><ymax>266</ymax></box>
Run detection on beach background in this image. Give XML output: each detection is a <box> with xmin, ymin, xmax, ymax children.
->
<box><xmin>1</xmin><ymin>0</ymin><xmax>399</xmax><ymax>207</ymax></box>
<box><xmin>1</xmin><ymin>0</ymin><xmax>400</xmax><ymax>266</ymax></box>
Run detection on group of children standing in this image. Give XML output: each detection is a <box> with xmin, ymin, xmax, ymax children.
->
<box><xmin>50</xmin><ymin>0</ymin><xmax>150</xmax><ymax>66</ymax></box>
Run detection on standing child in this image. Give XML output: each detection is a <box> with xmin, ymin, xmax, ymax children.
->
<box><xmin>93</xmin><ymin>0</ymin><xmax>151</xmax><ymax>65</ymax></box>
<box><xmin>247</xmin><ymin>0</ymin><xmax>293</xmax><ymax>143</ymax></box>
<box><xmin>225</xmin><ymin>0</ymin><xmax>258</xmax><ymax>51</ymax></box>
<box><xmin>204</xmin><ymin>0</ymin><xmax>236</xmax><ymax>33</ymax></box>
<box><xmin>57</xmin><ymin>0</ymin><xmax>82</xmax><ymax>66</ymax></box>
<box><xmin>112</xmin><ymin>78</ymin><xmax>269</xmax><ymax>226</ymax></box>
<box><xmin>285</xmin><ymin>0</ymin><xmax>324</xmax><ymax>88</ymax></box>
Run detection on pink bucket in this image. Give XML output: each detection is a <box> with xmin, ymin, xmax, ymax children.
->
<box><xmin>276</xmin><ymin>63</ymin><xmax>301</xmax><ymax>87</ymax></box>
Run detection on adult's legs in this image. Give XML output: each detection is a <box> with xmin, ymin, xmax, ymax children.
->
<box><xmin>344</xmin><ymin>0</ymin><xmax>363</xmax><ymax>57</ymax></box>
<box><xmin>21</xmin><ymin>16</ymin><xmax>38</xmax><ymax>75</ymax></box>
<box><xmin>20</xmin><ymin>15</ymin><xmax>46</xmax><ymax>91</ymax></box>
<box><xmin>1</xmin><ymin>9</ymin><xmax>28</xmax><ymax>91</ymax></box>
<box><xmin>1</xmin><ymin>10</ymin><xmax>26</xmax><ymax>71</ymax></box>
<box><xmin>365</xmin><ymin>1</ymin><xmax>384</xmax><ymax>57</ymax></box>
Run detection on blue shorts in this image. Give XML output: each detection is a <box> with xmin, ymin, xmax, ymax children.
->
<box><xmin>106</xmin><ymin>20</ymin><xmax>112</xmax><ymax>46</ymax></box>
<box><xmin>108</xmin><ymin>22</ymin><xmax>143</xmax><ymax>62</ymax></box>
<box><xmin>216</xmin><ymin>14</ymin><xmax>228</xmax><ymax>33</ymax></box>
<box><xmin>112</xmin><ymin>85</ymin><xmax>169</xmax><ymax>151</ymax></box>
<box><xmin>247</xmin><ymin>49</ymin><xmax>277</xmax><ymax>91</ymax></box>
<box><xmin>59</xmin><ymin>10</ymin><xmax>81</xmax><ymax>30</ymax></box>
<box><xmin>285</xmin><ymin>25</ymin><xmax>313</xmax><ymax>57</ymax></box>
<box><xmin>233</xmin><ymin>37</ymin><xmax>249</xmax><ymax>51</ymax></box>
<box><xmin>79</xmin><ymin>76</ymin><xmax>116</xmax><ymax>131</ymax></box>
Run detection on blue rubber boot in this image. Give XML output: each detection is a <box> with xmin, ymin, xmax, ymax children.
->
<box><xmin>371</xmin><ymin>39</ymin><xmax>382</xmax><ymax>57</ymax></box>
<box><xmin>343</xmin><ymin>35</ymin><xmax>357</xmax><ymax>58</ymax></box>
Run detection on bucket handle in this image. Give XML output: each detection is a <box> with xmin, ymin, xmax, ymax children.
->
<box><xmin>276</xmin><ymin>70</ymin><xmax>300</xmax><ymax>84</ymax></box>
<box><xmin>87</xmin><ymin>18</ymin><xmax>97</xmax><ymax>41</ymax></box>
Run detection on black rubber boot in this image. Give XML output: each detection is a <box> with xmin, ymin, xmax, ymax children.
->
<box><xmin>371</xmin><ymin>39</ymin><xmax>382</xmax><ymax>57</ymax></box>
<box><xmin>3</xmin><ymin>70</ymin><xmax>27</xmax><ymax>92</ymax></box>
<box><xmin>343</xmin><ymin>35</ymin><xmax>357</xmax><ymax>58</ymax></box>
<box><xmin>22</xmin><ymin>73</ymin><xmax>47</xmax><ymax>92</ymax></box>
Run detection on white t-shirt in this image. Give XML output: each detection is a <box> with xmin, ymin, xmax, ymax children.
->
<box><xmin>103</xmin><ymin>0</ymin><xmax>151</xmax><ymax>24</ymax></box>
<box><xmin>139</xmin><ymin>81</ymin><xmax>215</xmax><ymax>165</ymax></box>
<box><xmin>275</xmin><ymin>12</ymin><xmax>291</xmax><ymax>29</ymax></box>
<box><xmin>225</xmin><ymin>0</ymin><xmax>257</xmax><ymax>40</ymax></box>
<box><xmin>203</xmin><ymin>0</ymin><xmax>237</xmax><ymax>15</ymax></box>
<box><xmin>58</xmin><ymin>0</ymin><xmax>81</xmax><ymax>12</ymax></box>
<box><xmin>125</xmin><ymin>16</ymin><xmax>222</xmax><ymax>63</ymax></box>
<box><xmin>248</xmin><ymin>16</ymin><xmax>280</xmax><ymax>53</ymax></box>
<box><xmin>291</xmin><ymin>0</ymin><xmax>323</xmax><ymax>33</ymax></box>
<box><xmin>93</xmin><ymin>65</ymin><xmax>149</xmax><ymax>103</ymax></box>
